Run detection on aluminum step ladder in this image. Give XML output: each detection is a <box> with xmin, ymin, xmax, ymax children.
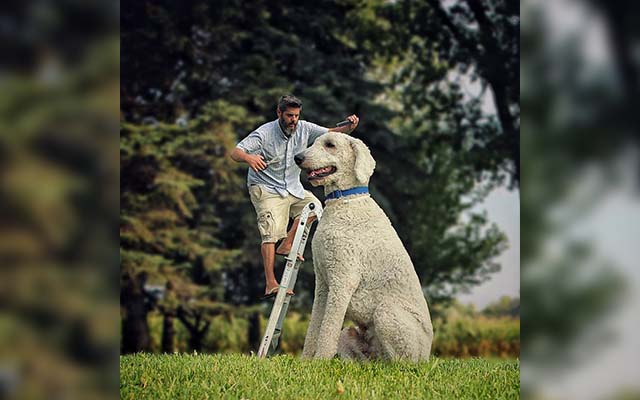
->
<box><xmin>257</xmin><ymin>202</ymin><xmax>322</xmax><ymax>357</ymax></box>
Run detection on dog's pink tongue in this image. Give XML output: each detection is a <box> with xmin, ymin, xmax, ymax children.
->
<box><xmin>309</xmin><ymin>167</ymin><xmax>330</xmax><ymax>177</ymax></box>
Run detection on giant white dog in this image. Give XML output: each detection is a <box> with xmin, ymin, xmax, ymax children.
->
<box><xmin>294</xmin><ymin>132</ymin><xmax>433</xmax><ymax>361</ymax></box>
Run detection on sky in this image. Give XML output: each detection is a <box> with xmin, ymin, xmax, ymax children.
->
<box><xmin>457</xmin><ymin>186</ymin><xmax>520</xmax><ymax>309</ymax></box>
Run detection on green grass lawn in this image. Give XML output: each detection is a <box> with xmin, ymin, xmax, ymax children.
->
<box><xmin>120</xmin><ymin>353</ymin><xmax>519</xmax><ymax>399</ymax></box>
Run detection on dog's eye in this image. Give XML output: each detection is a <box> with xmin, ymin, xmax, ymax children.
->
<box><xmin>325</xmin><ymin>142</ymin><xmax>335</xmax><ymax>148</ymax></box>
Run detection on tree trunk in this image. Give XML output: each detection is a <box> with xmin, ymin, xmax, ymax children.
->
<box><xmin>121</xmin><ymin>273</ymin><xmax>151</xmax><ymax>354</ymax></box>
<box><xmin>161</xmin><ymin>313</ymin><xmax>176</xmax><ymax>353</ymax></box>
<box><xmin>248</xmin><ymin>311</ymin><xmax>262</xmax><ymax>352</ymax></box>
<box><xmin>177</xmin><ymin>308</ymin><xmax>211</xmax><ymax>353</ymax></box>
<box><xmin>487</xmin><ymin>73</ymin><xmax>520</xmax><ymax>184</ymax></box>
<box><xmin>189</xmin><ymin>329</ymin><xmax>205</xmax><ymax>352</ymax></box>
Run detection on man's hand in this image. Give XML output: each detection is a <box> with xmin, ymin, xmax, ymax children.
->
<box><xmin>230</xmin><ymin>147</ymin><xmax>268</xmax><ymax>172</ymax></box>
<box><xmin>246</xmin><ymin>154</ymin><xmax>267</xmax><ymax>172</ymax></box>
<box><xmin>330</xmin><ymin>114</ymin><xmax>359</xmax><ymax>134</ymax></box>
<box><xmin>345</xmin><ymin>114</ymin><xmax>359</xmax><ymax>132</ymax></box>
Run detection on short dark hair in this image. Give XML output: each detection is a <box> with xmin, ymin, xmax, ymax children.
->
<box><xmin>278</xmin><ymin>95</ymin><xmax>302</xmax><ymax>112</ymax></box>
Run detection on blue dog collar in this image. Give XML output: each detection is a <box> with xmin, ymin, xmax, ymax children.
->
<box><xmin>326</xmin><ymin>186</ymin><xmax>369</xmax><ymax>200</ymax></box>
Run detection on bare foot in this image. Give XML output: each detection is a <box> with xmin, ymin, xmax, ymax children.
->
<box><xmin>264</xmin><ymin>285</ymin><xmax>279</xmax><ymax>296</ymax></box>
<box><xmin>276</xmin><ymin>243</ymin><xmax>304</xmax><ymax>261</ymax></box>
<box><xmin>263</xmin><ymin>285</ymin><xmax>294</xmax><ymax>297</ymax></box>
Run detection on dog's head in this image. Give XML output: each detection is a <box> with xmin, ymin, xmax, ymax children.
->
<box><xmin>294</xmin><ymin>132</ymin><xmax>376</xmax><ymax>192</ymax></box>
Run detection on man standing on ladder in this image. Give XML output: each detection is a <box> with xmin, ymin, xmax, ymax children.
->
<box><xmin>230</xmin><ymin>94</ymin><xmax>359</xmax><ymax>299</ymax></box>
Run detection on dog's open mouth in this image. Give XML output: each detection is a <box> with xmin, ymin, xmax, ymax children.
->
<box><xmin>307</xmin><ymin>166</ymin><xmax>337</xmax><ymax>180</ymax></box>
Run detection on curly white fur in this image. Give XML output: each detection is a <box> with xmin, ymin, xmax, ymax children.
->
<box><xmin>296</xmin><ymin>132</ymin><xmax>433</xmax><ymax>361</ymax></box>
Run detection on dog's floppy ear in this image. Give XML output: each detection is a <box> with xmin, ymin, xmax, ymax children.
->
<box><xmin>350</xmin><ymin>137</ymin><xmax>376</xmax><ymax>184</ymax></box>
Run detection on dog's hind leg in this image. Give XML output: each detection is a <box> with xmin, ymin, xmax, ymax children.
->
<box><xmin>337</xmin><ymin>326</ymin><xmax>371</xmax><ymax>360</ymax></box>
<box><xmin>372</xmin><ymin>301</ymin><xmax>433</xmax><ymax>361</ymax></box>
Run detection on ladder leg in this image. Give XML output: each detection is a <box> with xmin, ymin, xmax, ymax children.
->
<box><xmin>268</xmin><ymin>277</ymin><xmax>293</xmax><ymax>354</ymax></box>
<box><xmin>268</xmin><ymin>224</ymin><xmax>309</xmax><ymax>355</ymax></box>
<box><xmin>257</xmin><ymin>202</ymin><xmax>322</xmax><ymax>357</ymax></box>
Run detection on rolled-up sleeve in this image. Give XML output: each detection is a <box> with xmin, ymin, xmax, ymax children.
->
<box><xmin>236</xmin><ymin>131</ymin><xmax>262</xmax><ymax>154</ymax></box>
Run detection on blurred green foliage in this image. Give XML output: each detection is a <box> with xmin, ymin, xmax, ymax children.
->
<box><xmin>482</xmin><ymin>295</ymin><xmax>520</xmax><ymax>318</ymax></box>
<box><xmin>0</xmin><ymin>1</ymin><xmax>120</xmax><ymax>397</ymax></box>
<box><xmin>431</xmin><ymin>299</ymin><xmax>519</xmax><ymax>358</ymax></box>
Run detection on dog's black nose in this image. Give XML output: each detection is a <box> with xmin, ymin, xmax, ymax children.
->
<box><xmin>294</xmin><ymin>153</ymin><xmax>304</xmax><ymax>166</ymax></box>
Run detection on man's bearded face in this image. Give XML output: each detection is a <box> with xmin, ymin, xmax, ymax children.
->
<box><xmin>278</xmin><ymin>107</ymin><xmax>300</xmax><ymax>135</ymax></box>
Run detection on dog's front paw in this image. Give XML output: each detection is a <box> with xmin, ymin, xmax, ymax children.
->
<box><xmin>313</xmin><ymin>347</ymin><xmax>337</xmax><ymax>359</ymax></box>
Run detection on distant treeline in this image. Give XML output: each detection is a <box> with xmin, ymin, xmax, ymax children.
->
<box><xmin>143</xmin><ymin>298</ymin><xmax>520</xmax><ymax>358</ymax></box>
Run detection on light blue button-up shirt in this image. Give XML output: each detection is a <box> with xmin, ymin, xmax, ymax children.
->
<box><xmin>236</xmin><ymin>119</ymin><xmax>328</xmax><ymax>199</ymax></box>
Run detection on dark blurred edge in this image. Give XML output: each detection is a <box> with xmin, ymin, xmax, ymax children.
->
<box><xmin>0</xmin><ymin>1</ymin><xmax>119</xmax><ymax>399</ymax></box>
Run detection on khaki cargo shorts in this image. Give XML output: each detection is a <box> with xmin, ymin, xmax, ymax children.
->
<box><xmin>248</xmin><ymin>185</ymin><xmax>320</xmax><ymax>244</ymax></box>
